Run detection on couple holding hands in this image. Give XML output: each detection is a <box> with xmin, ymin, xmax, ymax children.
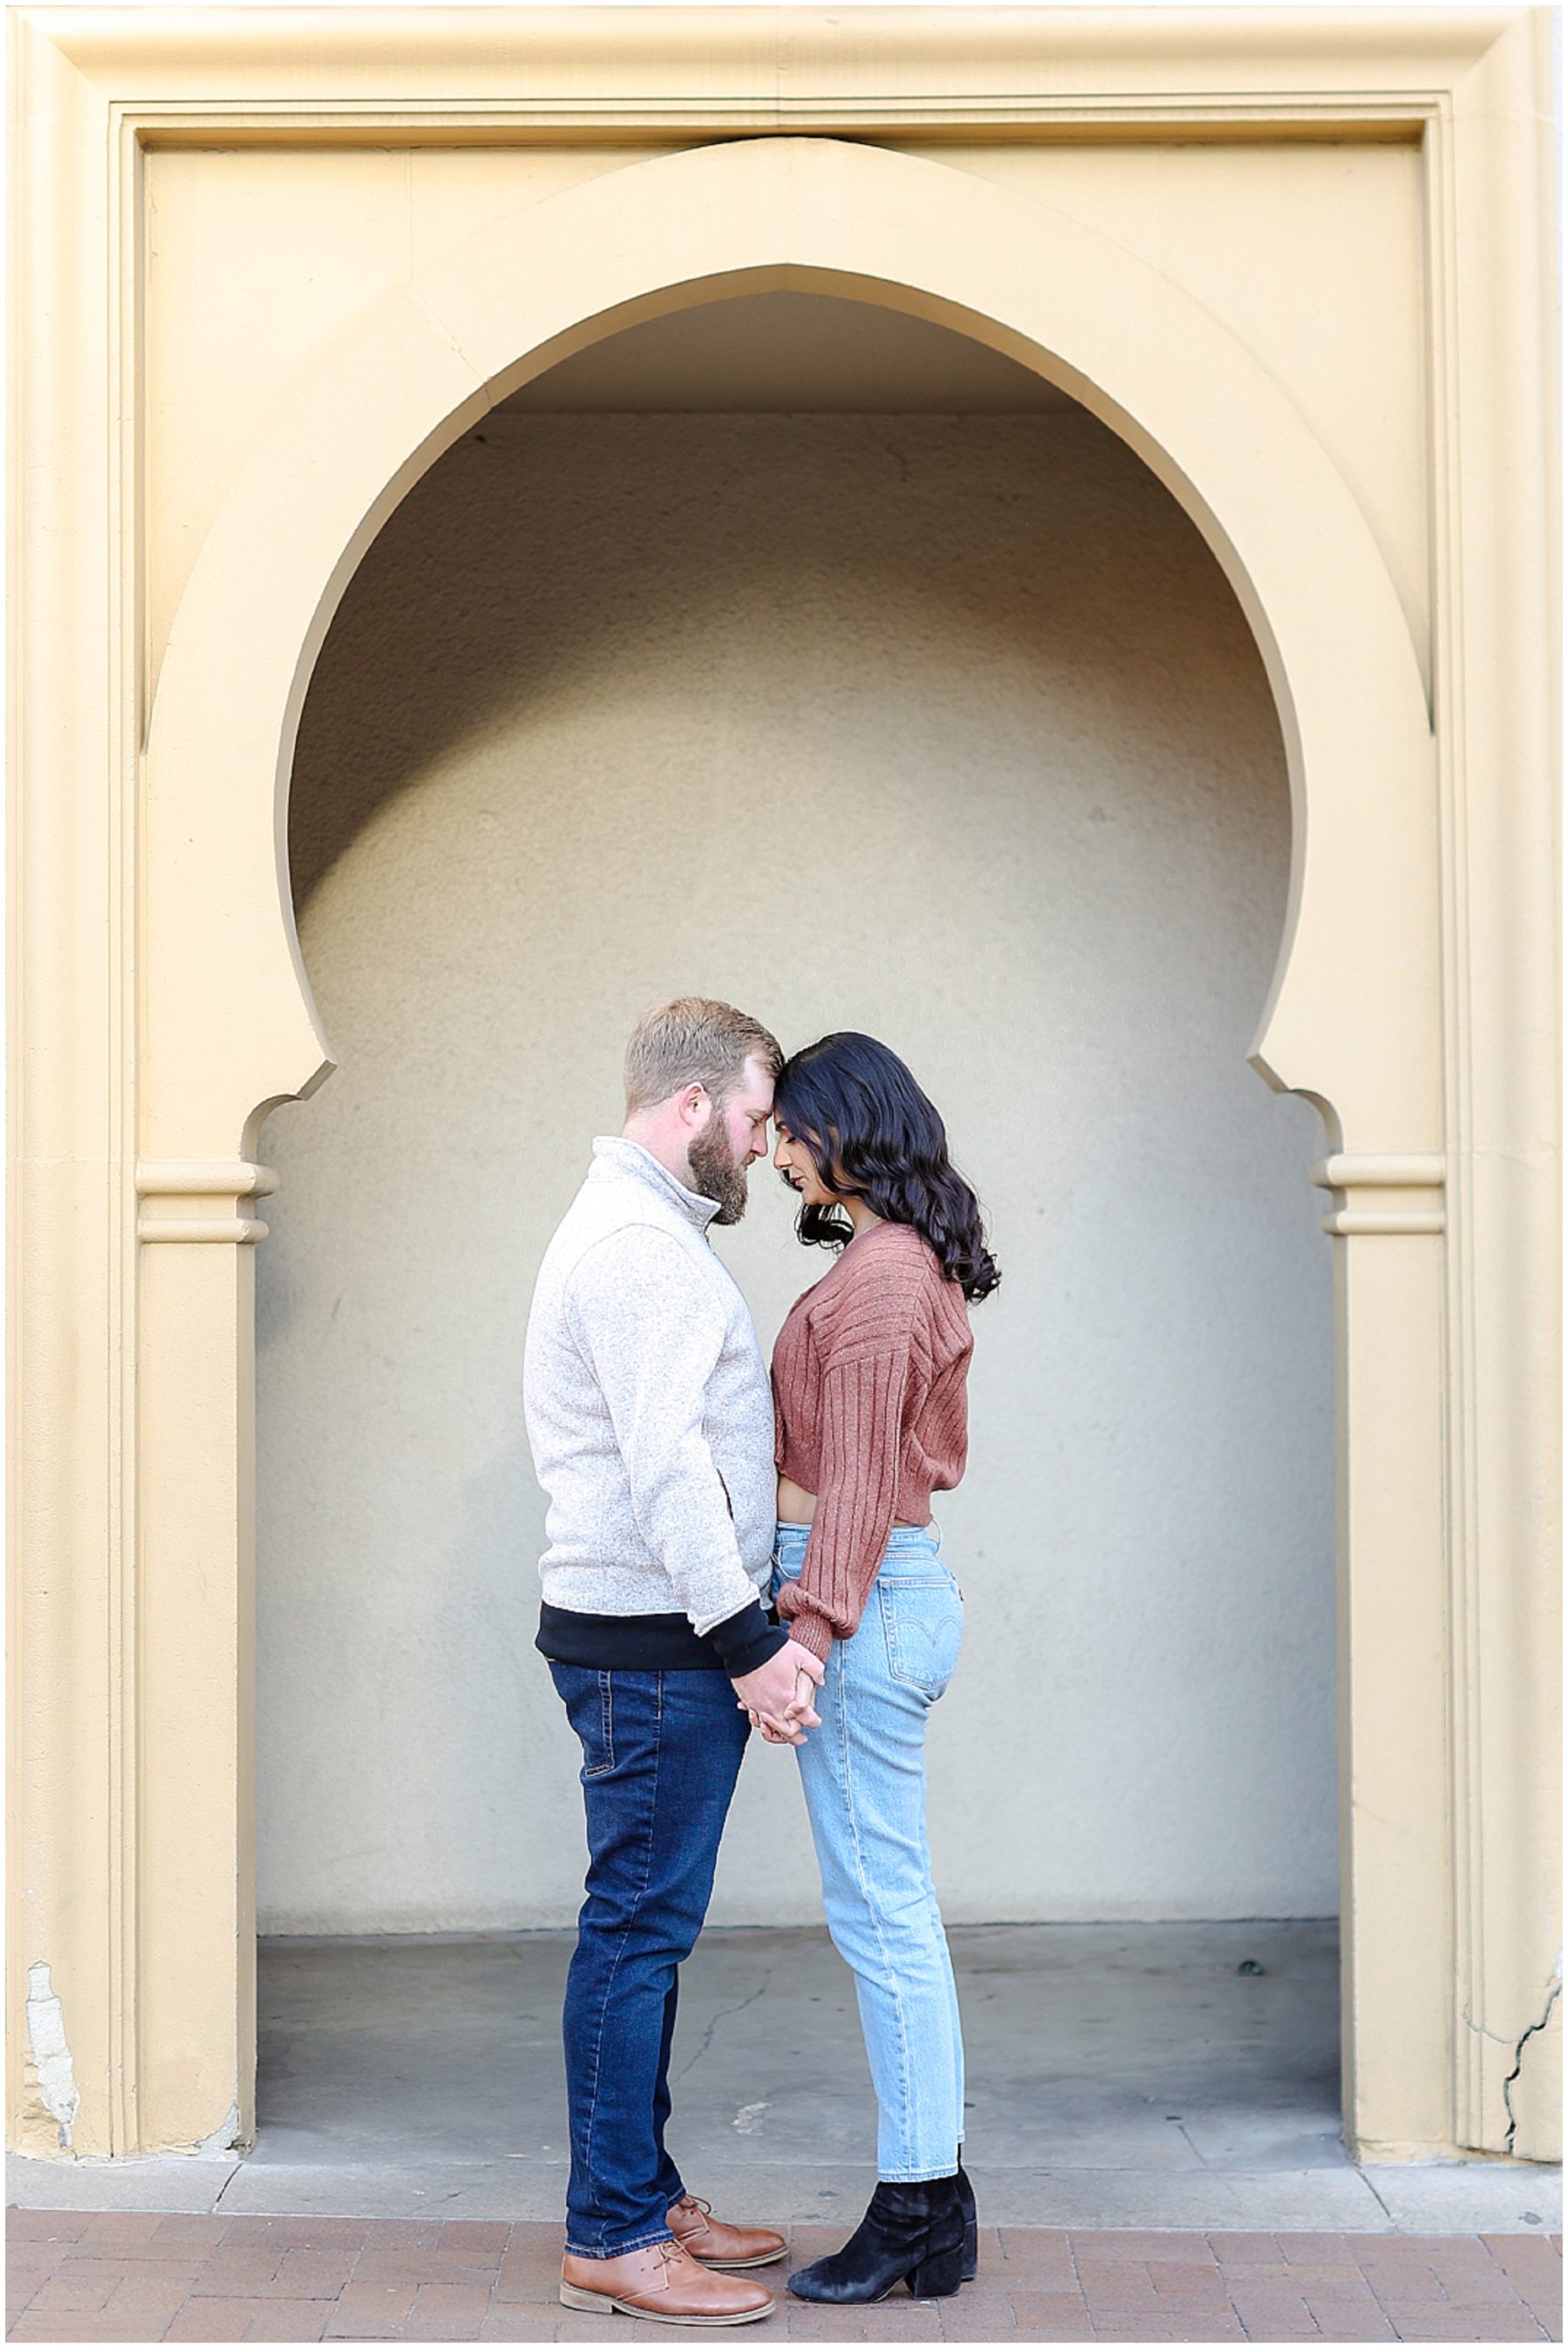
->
<box><xmin>525</xmin><ymin>996</ymin><xmax>998</xmax><ymax>2325</ymax></box>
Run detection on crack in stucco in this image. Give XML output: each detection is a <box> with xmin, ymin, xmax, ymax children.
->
<box><xmin>406</xmin><ymin>287</ymin><xmax>489</xmax><ymax>404</ymax></box>
<box><xmin>24</xmin><ymin>1962</ymin><xmax>80</xmax><ymax>2152</ymax></box>
<box><xmin>1461</xmin><ymin>2003</ymin><xmax>1519</xmax><ymax>2048</ymax></box>
<box><xmin>1501</xmin><ymin>1963</ymin><xmax>1562</xmax><ymax>2154</ymax></box>
<box><xmin>194</xmin><ymin>2101</ymin><xmax>243</xmax><ymax>2157</ymax></box>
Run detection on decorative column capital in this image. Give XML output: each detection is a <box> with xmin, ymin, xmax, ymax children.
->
<box><xmin>135</xmin><ymin>1160</ymin><xmax>278</xmax><ymax>1246</ymax></box>
<box><xmin>1309</xmin><ymin>1152</ymin><xmax>1446</xmax><ymax>1236</ymax></box>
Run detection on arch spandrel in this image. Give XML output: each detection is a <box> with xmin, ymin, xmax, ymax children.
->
<box><xmin>144</xmin><ymin>134</ymin><xmax>1438</xmax><ymax>1167</ymax></box>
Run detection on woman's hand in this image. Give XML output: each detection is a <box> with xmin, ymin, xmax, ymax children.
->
<box><xmin>749</xmin><ymin>1679</ymin><xmax>821</xmax><ymax>1744</ymax></box>
<box><xmin>732</xmin><ymin>1641</ymin><xmax>823</xmax><ymax>1744</ymax></box>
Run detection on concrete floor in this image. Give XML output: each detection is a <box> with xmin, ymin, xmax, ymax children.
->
<box><xmin>9</xmin><ymin>1924</ymin><xmax>1560</xmax><ymax>2233</ymax></box>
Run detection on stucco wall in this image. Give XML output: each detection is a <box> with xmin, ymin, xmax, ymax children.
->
<box><xmin>257</xmin><ymin>408</ymin><xmax>1335</xmax><ymax>1933</ymax></box>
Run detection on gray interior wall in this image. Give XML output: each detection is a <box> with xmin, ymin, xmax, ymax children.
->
<box><xmin>257</xmin><ymin>408</ymin><xmax>1336</xmax><ymax>1933</ymax></box>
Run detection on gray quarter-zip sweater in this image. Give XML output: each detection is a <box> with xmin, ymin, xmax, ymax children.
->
<box><xmin>524</xmin><ymin>1136</ymin><xmax>787</xmax><ymax>1676</ymax></box>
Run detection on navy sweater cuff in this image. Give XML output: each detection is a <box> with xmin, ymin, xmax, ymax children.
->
<box><xmin>708</xmin><ymin>1602</ymin><xmax>790</xmax><ymax>1678</ymax></box>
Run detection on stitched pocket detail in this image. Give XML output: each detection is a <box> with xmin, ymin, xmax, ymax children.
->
<box><xmin>581</xmin><ymin>1670</ymin><xmax>616</xmax><ymax>1778</ymax></box>
<box><xmin>878</xmin><ymin>1577</ymin><xmax>964</xmax><ymax>1701</ymax></box>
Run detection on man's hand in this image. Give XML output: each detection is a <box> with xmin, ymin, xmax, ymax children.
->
<box><xmin>732</xmin><ymin>1639</ymin><xmax>825</xmax><ymax>1744</ymax></box>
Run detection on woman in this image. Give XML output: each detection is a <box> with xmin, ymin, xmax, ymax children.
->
<box><xmin>758</xmin><ymin>1031</ymin><xmax>999</xmax><ymax>2304</ymax></box>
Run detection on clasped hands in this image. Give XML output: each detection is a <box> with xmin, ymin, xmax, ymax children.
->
<box><xmin>731</xmin><ymin>1637</ymin><xmax>825</xmax><ymax>1745</ymax></box>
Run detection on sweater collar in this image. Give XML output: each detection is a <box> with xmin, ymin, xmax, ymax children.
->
<box><xmin>590</xmin><ymin>1135</ymin><xmax>722</xmax><ymax>1232</ymax></box>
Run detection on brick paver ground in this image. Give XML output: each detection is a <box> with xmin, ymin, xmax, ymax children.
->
<box><xmin>6</xmin><ymin>2214</ymin><xmax>1562</xmax><ymax>2345</ymax></box>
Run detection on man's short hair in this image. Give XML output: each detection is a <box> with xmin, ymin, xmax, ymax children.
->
<box><xmin>624</xmin><ymin>997</ymin><xmax>783</xmax><ymax>1116</ymax></box>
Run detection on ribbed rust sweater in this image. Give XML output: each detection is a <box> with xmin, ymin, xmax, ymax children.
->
<box><xmin>771</xmin><ymin>1220</ymin><xmax>973</xmax><ymax>1659</ymax></box>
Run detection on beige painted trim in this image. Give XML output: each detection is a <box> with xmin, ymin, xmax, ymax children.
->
<box><xmin>135</xmin><ymin>1161</ymin><xmax>280</xmax><ymax>1196</ymax></box>
<box><xmin>8</xmin><ymin>6</ymin><xmax>1559</xmax><ymax>2167</ymax></box>
<box><xmin>28</xmin><ymin>6</ymin><xmax>1519</xmax><ymax>128</ymax></box>
<box><xmin>1430</xmin><ymin>10</ymin><xmax>1562</xmax><ymax>2159</ymax></box>
<box><xmin>135</xmin><ymin>1221</ymin><xmax>271</xmax><ymax>1246</ymax></box>
<box><xmin>1320</xmin><ymin>1210</ymin><xmax>1448</xmax><ymax>1237</ymax></box>
<box><xmin>1311</xmin><ymin>1155</ymin><xmax>1447</xmax><ymax>1236</ymax></box>
<box><xmin>1313</xmin><ymin>1156</ymin><xmax>1448</xmax><ymax>1187</ymax></box>
<box><xmin>136</xmin><ymin>1162</ymin><xmax>278</xmax><ymax>1244</ymax></box>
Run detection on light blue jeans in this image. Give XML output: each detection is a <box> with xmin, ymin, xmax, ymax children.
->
<box><xmin>773</xmin><ymin>1521</ymin><xmax>966</xmax><ymax>2182</ymax></box>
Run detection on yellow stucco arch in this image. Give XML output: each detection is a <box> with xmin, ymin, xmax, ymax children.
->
<box><xmin>128</xmin><ymin>132</ymin><xmax>1458</xmax><ymax>2163</ymax></box>
<box><xmin>17</xmin><ymin>4</ymin><xmax>1556</xmax><ymax>2177</ymax></box>
<box><xmin>145</xmin><ymin>133</ymin><xmax>1437</xmax><ymax>1166</ymax></box>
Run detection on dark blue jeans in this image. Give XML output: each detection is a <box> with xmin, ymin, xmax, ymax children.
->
<box><xmin>548</xmin><ymin>1664</ymin><xmax>751</xmax><ymax>2258</ymax></box>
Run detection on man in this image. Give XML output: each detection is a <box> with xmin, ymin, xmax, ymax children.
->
<box><xmin>525</xmin><ymin>997</ymin><xmax>825</xmax><ymax>2327</ymax></box>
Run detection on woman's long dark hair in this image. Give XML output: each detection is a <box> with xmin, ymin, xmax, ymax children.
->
<box><xmin>774</xmin><ymin>1033</ymin><xmax>999</xmax><ymax>1303</ymax></box>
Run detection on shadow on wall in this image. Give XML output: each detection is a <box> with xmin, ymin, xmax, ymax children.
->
<box><xmin>293</xmin><ymin>412</ymin><xmax>1261</xmax><ymax>908</ymax></box>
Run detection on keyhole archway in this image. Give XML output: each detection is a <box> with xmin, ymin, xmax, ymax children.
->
<box><xmin>256</xmin><ymin>311</ymin><xmax>1338</xmax><ymax>1956</ymax></box>
<box><xmin>137</xmin><ymin>132</ymin><xmax>1450</xmax><ymax>2163</ymax></box>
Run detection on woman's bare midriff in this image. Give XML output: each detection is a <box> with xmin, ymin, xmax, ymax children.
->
<box><xmin>776</xmin><ymin>1474</ymin><xmax>922</xmax><ymax>1530</ymax></box>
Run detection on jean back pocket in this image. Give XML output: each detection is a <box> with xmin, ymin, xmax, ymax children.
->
<box><xmin>549</xmin><ymin>1662</ymin><xmax>617</xmax><ymax>1778</ymax></box>
<box><xmin>878</xmin><ymin>1576</ymin><xmax>964</xmax><ymax>1702</ymax></box>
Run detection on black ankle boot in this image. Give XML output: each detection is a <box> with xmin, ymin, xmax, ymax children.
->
<box><xmin>787</xmin><ymin>2177</ymin><xmax>965</xmax><ymax>2304</ymax></box>
<box><xmin>955</xmin><ymin>2160</ymin><xmax>977</xmax><ymax>2281</ymax></box>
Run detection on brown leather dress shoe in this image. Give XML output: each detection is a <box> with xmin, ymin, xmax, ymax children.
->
<box><xmin>668</xmin><ymin>2194</ymin><xmax>788</xmax><ymax>2270</ymax></box>
<box><xmin>559</xmin><ymin>2237</ymin><xmax>775</xmax><ymax>2325</ymax></box>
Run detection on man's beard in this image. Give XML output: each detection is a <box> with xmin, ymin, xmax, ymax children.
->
<box><xmin>687</xmin><ymin>1124</ymin><xmax>749</xmax><ymax>1225</ymax></box>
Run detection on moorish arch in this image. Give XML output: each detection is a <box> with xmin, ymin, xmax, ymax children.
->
<box><xmin>144</xmin><ymin>133</ymin><xmax>1437</xmax><ymax>1160</ymax></box>
<box><xmin>136</xmin><ymin>132</ymin><xmax>1446</xmax><ymax>2155</ymax></box>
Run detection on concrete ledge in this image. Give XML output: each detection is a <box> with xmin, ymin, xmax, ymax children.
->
<box><xmin>10</xmin><ymin>1927</ymin><xmax>1559</xmax><ymax>2232</ymax></box>
<box><xmin>8</xmin><ymin>2153</ymin><xmax>1559</xmax><ymax>2234</ymax></box>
